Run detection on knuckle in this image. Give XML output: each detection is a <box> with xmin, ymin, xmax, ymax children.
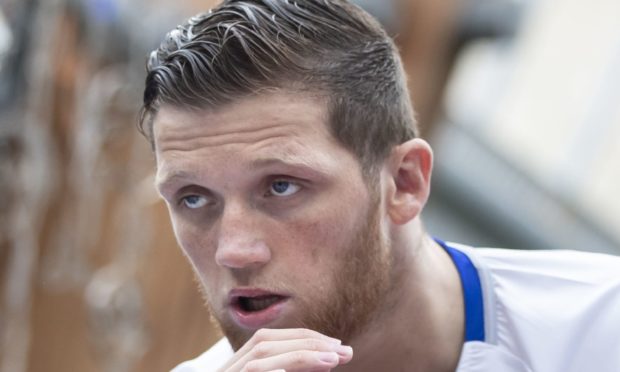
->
<box><xmin>252</xmin><ymin>341</ymin><xmax>270</xmax><ymax>358</ymax></box>
<box><xmin>305</xmin><ymin>339</ymin><xmax>325</xmax><ymax>351</ymax></box>
<box><xmin>290</xmin><ymin>350</ymin><xmax>311</xmax><ymax>366</ymax></box>
<box><xmin>298</xmin><ymin>328</ymin><xmax>319</xmax><ymax>339</ymax></box>
<box><xmin>242</xmin><ymin>361</ymin><xmax>260</xmax><ymax>372</ymax></box>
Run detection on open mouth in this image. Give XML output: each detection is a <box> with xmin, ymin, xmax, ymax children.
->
<box><xmin>228</xmin><ymin>290</ymin><xmax>290</xmax><ymax>328</ymax></box>
<box><xmin>235</xmin><ymin>295</ymin><xmax>287</xmax><ymax>313</ymax></box>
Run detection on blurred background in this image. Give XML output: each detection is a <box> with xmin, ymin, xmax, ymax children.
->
<box><xmin>0</xmin><ymin>0</ymin><xmax>618</xmax><ymax>371</ymax></box>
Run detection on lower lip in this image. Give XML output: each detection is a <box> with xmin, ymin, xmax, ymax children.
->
<box><xmin>230</xmin><ymin>298</ymin><xmax>289</xmax><ymax>329</ymax></box>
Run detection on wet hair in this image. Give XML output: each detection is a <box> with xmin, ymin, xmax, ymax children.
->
<box><xmin>140</xmin><ymin>0</ymin><xmax>417</xmax><ymax>175</ymax></box>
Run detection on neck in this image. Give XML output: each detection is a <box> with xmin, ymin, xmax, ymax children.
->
<box><xmin>338</xmin><ymin>222</ymin><xmax>464</xmax><ymax>372</ymax></box>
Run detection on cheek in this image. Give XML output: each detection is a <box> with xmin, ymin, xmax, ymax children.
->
<box><xmin>169</xmin><ymin>213</ymin><xmax>218</xmax><ymax>278</ymax></box>
<box><xmin>275</xmin><ymin>196</ymin><xmax>366</xmax><ymax>268</ymax></box>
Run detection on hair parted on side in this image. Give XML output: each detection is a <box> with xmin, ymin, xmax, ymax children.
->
<box><xmin>140</xmin><ymin>0</ymin><xmax>418</xmax><ymax>174</ymax></box>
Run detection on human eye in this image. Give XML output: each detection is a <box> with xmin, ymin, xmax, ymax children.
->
<box><xmin>179</xmin><ymin>194</ymin><xmax>208</xmax><ymax>209</ymax></box>
<box><xmin>268</xmin><ymin>179</ymin><xmax>301</xmax><ymax>197</ymax></box>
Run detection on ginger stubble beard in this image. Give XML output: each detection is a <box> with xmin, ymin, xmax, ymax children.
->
<box><xmin>200</xmin><ymin>195</ymin><xmax>393</xmax><ymax>350</ymax></box>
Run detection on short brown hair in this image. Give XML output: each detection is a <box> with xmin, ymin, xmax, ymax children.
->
<box><xmin>140</xmin><ymin>0</ymin><xmax>417</xmax><ymax>175</ymax></box>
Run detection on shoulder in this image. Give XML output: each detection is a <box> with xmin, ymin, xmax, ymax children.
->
<box><xmin>458</xmin><ymin>243</ymin><xmax>620</xmax><ymax>319</ymax></box>
<box><xmin>452</xmin><ymin>243</ymin><xmax>620</xmax><ymax>372</ymax></box>
<box><xmin>170</xmin><ymin>338</ymin><xmax>234</xmax><ymax>372</ymax></box>
<box><xmin>454</xmin><ymin>243</ymin><xmax>620</xmax><ymax>285</ymax></box>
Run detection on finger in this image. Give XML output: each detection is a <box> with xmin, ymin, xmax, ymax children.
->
<box><xmin>223</xmin><ymin>329</ymin><xmax>341</xmax><ymax>370</ymax></box>
<box><xmin>243</xmin><ymin>350</ymin><xmax>340</xmax><ymax>372</ymax></box>
<box><xmin>230</xmin><ymin>338</ymin><xmax>352</xmax><ymax>371</ymax></box>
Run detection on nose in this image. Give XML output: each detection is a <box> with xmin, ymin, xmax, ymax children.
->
<box><xmin>214</xmin><ymin>201</ymin><xmax>271</xmax><ymax>269</ymax></box>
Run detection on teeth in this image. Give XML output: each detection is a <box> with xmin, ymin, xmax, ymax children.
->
<box><xmin>240</xmin><ymin>296</ymin><xmax>282</xmax><ymax>312</ymax></box>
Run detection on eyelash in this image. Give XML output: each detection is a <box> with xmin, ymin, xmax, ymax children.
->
<box><xmin>175</xmin><ymin>178</ymin><xmax>304</xmax><ymax>209</ymax></box>
<box><xmin>266</xmin><ymin>178</ymin><xmax>302</xmax><ymax>197</ymax></box>
<box><xmin>179</xmin><ymin>194</ymin><xmax>208</xmax><ymax>209</ymax></box>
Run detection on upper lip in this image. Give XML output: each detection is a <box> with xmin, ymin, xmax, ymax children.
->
<box><xmin>228</xmin><ymin>288</ymin><xmax>289</xmax><ymax>305</ymax></box>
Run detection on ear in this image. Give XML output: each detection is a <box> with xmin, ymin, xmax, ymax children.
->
<box><xmin>384</xmin><ymin>138</ymin><xmax>433</xmax><ymax>225</ymax></box>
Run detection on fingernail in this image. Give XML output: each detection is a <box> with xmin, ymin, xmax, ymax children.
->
<box><xmin>318</xmin><ymin>351</ymin><xmax>339</xmax><ymax>364</ymax></box>
<box><xmin>336</xmin><ymin>345</ymin><xmax>353</xmax><ymax>357</ymax></box>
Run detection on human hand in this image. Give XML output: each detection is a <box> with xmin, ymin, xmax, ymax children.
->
<box><xmin>218</xmin><ymin>328</ymin><xmax>353</xmax><ymax>372</ymax></box>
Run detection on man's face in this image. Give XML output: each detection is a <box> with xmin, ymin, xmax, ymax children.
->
<box><xmin>153</xmin><ymin>92</ymin><xmax>393</xmax><ymax>349</ymax></box>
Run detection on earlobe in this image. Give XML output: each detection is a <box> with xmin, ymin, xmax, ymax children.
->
<box><xmin>386</xmin><ymin>139</ymin><xmax>433</xmax><ymax>225</ymax></box>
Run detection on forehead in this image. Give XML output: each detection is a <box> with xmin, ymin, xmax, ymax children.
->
<box><xmin>152</xmin><ymin>91</ymin><xmax>353</xmax><ymax>186</ymax></box>
<box><xmin>153</xmin><ymin>91</ymin><xmax>332</xmax><ymax>148</ymax></box>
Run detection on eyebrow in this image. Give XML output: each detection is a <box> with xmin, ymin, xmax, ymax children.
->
<box><xmin>155</xmin><ymin>170</ymin><xmax>195</xmax><ymax>193</ymax></box>
<box><xmin>250</xmin><ymin>157</ymin><xmax>309</xmax><ymax>169</ymax></box>
<box><xmin>249</xmin><ymin>157</ymin><xmax>331</xmax><ymax>178</ymax></box>
<box><xmin>155</xmin><ymin>157</ymin><xmax>330</xmax><ymax>193</ymax></box>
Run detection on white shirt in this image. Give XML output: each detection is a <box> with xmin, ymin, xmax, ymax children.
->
<box><xmin>172</xmin><ymin>244</ymin><xmax>620</xmax><ymax>371</ymax></box>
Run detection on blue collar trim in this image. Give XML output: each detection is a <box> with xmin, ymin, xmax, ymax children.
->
<box><xmin>435</xmin><ymin>239</ymin><xmax>485</xmax><ymax>342</ymax></box>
